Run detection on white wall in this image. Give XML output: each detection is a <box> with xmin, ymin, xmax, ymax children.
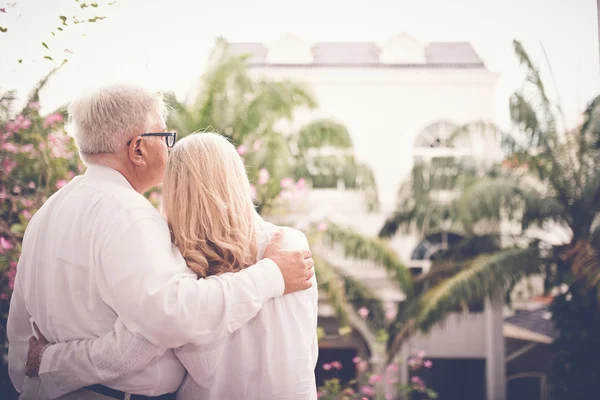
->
<box><xmin>249</xmin><ymin>65</ymin><xmax>499</xmax><ymax>211</ymax></box>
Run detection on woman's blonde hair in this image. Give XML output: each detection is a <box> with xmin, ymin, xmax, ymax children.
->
<box><xmin>162</xmin><ymin>132</ymin><xmax>257</xmax><ymax>277</ymax></box>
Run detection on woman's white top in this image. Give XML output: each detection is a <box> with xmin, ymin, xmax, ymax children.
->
<box><xmin>175</xmin><ymin>219</ymin><xmax>319</xmax><ymax>400</ymax></box>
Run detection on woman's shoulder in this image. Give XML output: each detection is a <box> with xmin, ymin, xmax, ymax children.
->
<box><xmin>256</xmin><ymin>220</ymin><xmax>309</xmax><ymax>251</ymax></box>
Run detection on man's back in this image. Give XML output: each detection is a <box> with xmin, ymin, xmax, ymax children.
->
<box><xmin>8</xmin><ymin>165</ymin><xmax>185</xmax><ymax>395</ymax></box>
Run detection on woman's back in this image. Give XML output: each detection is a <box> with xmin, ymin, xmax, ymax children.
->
<box><xmin>175</xmin><ymin>219</ymin><xmax>318</xmax><ymax>400</ymax></box>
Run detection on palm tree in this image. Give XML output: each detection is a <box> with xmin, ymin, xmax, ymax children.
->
<box><xmin>165</xmin><ymin>38</ymin><xmax>413</xmax><ymax>366</ymax></box>
<box><xmin>379</xmin><ymin>40</ymin><xmax>600</xmax><ymax>397</ymax></box>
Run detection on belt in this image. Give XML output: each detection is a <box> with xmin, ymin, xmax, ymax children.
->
<box><xmin>85</xmin><ymin>384</ymin><xmax>176</xmax><ymax>400</ymax></box>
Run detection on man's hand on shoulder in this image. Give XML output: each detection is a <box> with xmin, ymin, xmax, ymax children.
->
<box><xmin>263</xmin><ymin>230</ymin><xmax>314</xmax><ymax>295</ymax></box>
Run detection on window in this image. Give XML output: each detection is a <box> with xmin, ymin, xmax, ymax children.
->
<box><xmin>413</xmin><ymin>120</ymin><xmax>474</xmax><ymax>161</ymax></box>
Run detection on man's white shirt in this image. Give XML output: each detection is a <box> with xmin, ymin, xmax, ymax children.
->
<box><xmin>7</xmin><ymin>164</ymin><xmax>285</xmax><ymax>398</ymax></box>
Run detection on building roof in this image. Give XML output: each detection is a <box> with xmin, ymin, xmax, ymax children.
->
<box><xmin>504</xmin><ymin>305</ymin><xmax>560</xmax><ymax>343</ymax></box>
<box><xmin>227</xmin><ymin>41</ymin><xmax>485</xmax><ymax>68</ymax></box>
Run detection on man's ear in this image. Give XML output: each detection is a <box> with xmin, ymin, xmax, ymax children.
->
<box><xmin>128</xmin><ymin>137</ymin><xmax>147</xmax><ymax>167</ymax></box>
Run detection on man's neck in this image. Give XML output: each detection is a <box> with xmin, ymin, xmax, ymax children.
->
<box><xmin>85</xmin><ymin>155</ymin><xmax>145</xmax><ymax>194</ymax></box>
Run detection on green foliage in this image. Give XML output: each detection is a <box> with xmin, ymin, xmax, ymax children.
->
<box><xmin>550</xmin><ymin>284</ymin><xmax>600</xmax><ymax>400</ymax></box>
<box><xmin>0</xmin><ymin>68</ymin><xmax>82</xmax><ymax>358</ymax></box>
<box><xmin>380</xmin><ymin>39</ymin><xmax>600</xmax><ymax>385</ymax></box>
<box><xmin>166</xmin><ymin>38</ymin><xmax>379</xmax><ymax>214</ymax></box>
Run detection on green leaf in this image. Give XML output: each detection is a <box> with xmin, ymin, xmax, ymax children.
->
<box><xmin>0</xmin><ymin>26</ymin><xmax>7</xmax><ymax>33</ymax></box>
<box><xmin>51</xmin><ymin>32</ymin><xmax>55</xmax><ymax>36</ymax></box>
<box><xmin>337</xmin><ymin>326</ymin><xmax>352</xmax><ymax>336</ymax></box>
<box><xmin>44</xmin><ymin>56</ymin><xmax>53</xmax><ymax>61</ymax></box>
<box><xmin>59</xmin><ymin>16</ymin><xmax>68</xmax><ymax>26</ymax></box>
<box><xmin>41</xmin><ymin>42</ymin><xmax>49</xmax><ymax>50</ymax></box>
<box><xmin>91</xmin><ymin>2</ymin><xmax>98</xmax><ymax>7</ymax></box>
<box><xmin>57</xmin><ymin>27</ymin><xmax>63</xmax><ymax>31</ymax></box>
<box><xmin>18</xmin><ymin>59</ymin><xmax>22</xmax><ymax>64</ymax></box>
<box><xmin>11</xmin><ymin>224</ymin><xmax>25</xmax><ymax>235</ymax></box>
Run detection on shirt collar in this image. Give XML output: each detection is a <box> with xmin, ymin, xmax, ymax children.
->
<box><xmin>84</xmin><ymin>164</ymin><xmax>135</xmax><ymax>190</ymax></box>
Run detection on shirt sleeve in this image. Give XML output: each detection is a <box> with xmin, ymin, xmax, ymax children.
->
<box><xmin>7</xmin><ymin>274</ymin><xmax>31</xmax><ymax>393</ymax></box>
<box><xmin>96</xmin><ymin>209</ymin><xmax>284</xmax><ymax>349</ymax></box>
<box><xmin>38</xmin><ymin>319</ymin><xmax>164</xmax><ymax>399</ymax></box>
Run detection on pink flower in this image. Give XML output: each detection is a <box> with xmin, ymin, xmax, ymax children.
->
<box><xmin>28</xmin><ymin>181</ymin><xmax>36</xmax><ymax>189</ymax></box>
<box><xmin>280</xmin><ymin>177</ymin><xmax>294</xmax><ymax>188</ymax></box>
<box><xmin>331</xmin><ymin>361</ymin><xmax>343</xmax><ymax>370</ymax></box>
<box><xmin>55</xmin><ymin>180</ymin><xmax>68</xmax><ymax>189</ymax></box>
<box><xmin>317</xmin><ymin>221</ymin><xmax>328</xmax><ymax>232</ymax></box>
<box><xmin>0</xmin><ymin>8</ymin><xmax>6</xmax><ymax>13</ymax></box>
<box><xmin>357</xmin><ymin>360</ymin><xmax>369</xmax><ymax>372</ymax></box>
<box><xmin>258</xmin><ymin>168</ymin><xmax>269</xmax><ymax>185</ymax></box>
<box><xmin>21</xmin><ymin>144</ymin><xmax>34</xmax><ymax>153</ymax></box>
<box><xmin>424</xmin><ymin>360</ymin><xmax>433</xmax><ymax>368</ymax></box>
<box><xmin>2</xmin><ymin>142</ymin><xmax>19</xmax><ymax>153</ymax></box>
<box><xmin>250</xmin><ymin>184</ymin><xmax>257</xmax><ymax>200</ymax></box>
<box><xmin>316</xmin><ymin>391</ymin><xmax>324</xmax><ymax>399</ymax></box>
<box><xmin>353</xmin><ymin>356</ymin><xmax>361</xmax><ymax>364</ymax></box>
<box><xmin>28</xmin><ymin>102</ymin><xmax>41</xmax><ymax>110</ymax></box>
<box><xmin>15</xmin><ymin>115</ymin><xmax>31</xmax><ymax>130</ymax></box>
<box><xmin>360</xmin><ymin>386</ymin><xmax>375</xmax><ymax>396</ymax></box>
<box><xmin>2</xmin><ymin>158</ymin><xmax>16</xmax><ymax>174</ymax></box>
<box><xmin>21</xmin><ymin>199</ymin><xmax>33</xmax><ymax>207</ymax></box>
<box><xmin>279</xmin><ymin>190</ymin><xmax>293</xmax><ymax>200</ymax></box>
<box><xmin>386</xmin><ymin>363</ymin><xmax>399</xmax><ymax>373</ymax></box>
<box><xmin>48</xmin><ymin>132</ymin><xmax>71</xmax><ymax>159</ymax></box>
<box><xmin>385</xmin><ymin>309</ymin><xmax>396</xmax><ymax>321</ymax></box>
<box><xmin>43</xmin><ymin>113</ymin><xmax>63</xmax><ymax>128</ymax></box>
<box><xmin>411</xmin><ymin>376</ymin><xmax>426</xmax><ymax>390</ymax></box>
<box><xmin>13</xmin><ymin>185</ymin><xmax>21</xmax><ymax>194</ymax></box>
<box><xmin>253</xmin><ymin>140</ymin><xmax>262</xmax><ymax>151</ymax></box>
<box><xmin>322</xmin><ymin>363</ymin><xmax>332</xmax><ymax>371</ymax></box>
<box><xmin>149</xmin><ymin>192</ymin><xmax>160</xmax><ymax>201</ymax></box>
<box><xmin>417</xmin><ymin>350</ymin><xmax>426</xmax><ymax>359</ymax></box>
<box><xmin>296</xmin><ymin>177</ymin><xmax>306</xmax><ymax>190</ymax></box>
<box><xmin>0</xmin><ymin>237</ymin><xmax>14</xmax><ymax>251</ymax></box>
<box><xmin>237</xmin><ymin>144</ymin><xmax>247</xmax><ymax>156</ymax></box>
<box><xmin>0</xmin><ymin>293</ymin><xmax>8</xmax><ymax>300</ymax></box>
<box><xmin>22</xmin><ymin>210</ymin><xmax>32</xmax><ymax>220</ymax></box>
<box><xmin>67</xmin><ymin>170</ymin><xmax>76</xmax><ymax>179</ymax></box>
<box><xmin>358</xmin><ymin>307</ymin><xmax>369</xmax><ymax>319</ymax></box>
<box><xmin>368</xmin><ymin>374</ymin><xmax>382</xmax><ymax>384</ymax></box>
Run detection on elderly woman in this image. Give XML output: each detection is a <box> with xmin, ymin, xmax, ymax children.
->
<box><xmin>24</xmin><ymin>132</ymin><xmax>318</xmax><ymax>400</ymax></box>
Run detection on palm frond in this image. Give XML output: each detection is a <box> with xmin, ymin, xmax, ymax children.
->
<box><xmin>314</xmin><ymin>254</ymin><xmax>350</xmax><ymax>327</ymax></box>
<box><xmin>414</xmin><ymin>246</ymin><xmax>540</xmax><ymax>331</ymax></box>
<box><xmin>343</xmin><ymin>275</ymin><xmax>387</xmax><ymax>332</ymax></box>
<box><xmin>456</xmin><ymin>175</ymin><xmax>565</xmax><ymax>232</ymax></box>
<box><xmin>320</xmin><ymin>222</ymin><xmax>414</xmax><ymax>298</ymax></box>
<box><xmin>296</xmin><ymin>119</ymin><xmax>353</xmax><ymax>151</ymax></box>
<box><xmin>560</xmin><ymin>239</ymin><xmax>600</xmax><ymax>304</ymax></box>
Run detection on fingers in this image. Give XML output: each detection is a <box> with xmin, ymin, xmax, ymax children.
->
<box><xmin>300</xmin><ymin>280</ymin><xmax>312</xmax><ymax>290</ymax></box>
<box><xmin>264</xmin><ymin>231</ymin><xmax>284</xmax><ymax>253</ymax></box>
<box><xmin>33</xmin><ymin>322</ymin><xmax>48</xmax><ymax>344</ymax></box>
<box><xmin>33</xmin><ymin>322</ymin><xmax>42</xmax><ymax>339</ymax></box>
<box><xmin>304</xmin><ymin>257</ymin><xmax>315</xmax><ymax>270</ymax></box>
<box><xmin>28</xmin><ymin>335</ymin><xmax>37</xmax><ymax>348</ymax></box>
<box><xmin>305</xmin><ymin>267</ymin><xmax>315</xmax><ymax>280</ymax></box>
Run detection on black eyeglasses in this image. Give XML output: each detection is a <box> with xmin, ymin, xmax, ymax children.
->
<box><xmin>127</xmin><ymin>132</ymin><xmax>177</xmax><ymax>148</ymax></box>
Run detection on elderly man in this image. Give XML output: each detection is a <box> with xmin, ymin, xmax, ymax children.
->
<box><xmin>7</xmin><ymin>84</ymin><xmax>314</xmax><ymax>400</ymax></box>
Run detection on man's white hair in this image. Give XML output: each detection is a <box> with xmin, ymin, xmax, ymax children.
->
<box><xmin>68</xmin><ymin>84</ymin><xmax>167</xmax><ymax>161</ymax></box>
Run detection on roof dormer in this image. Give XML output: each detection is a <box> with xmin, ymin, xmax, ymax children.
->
<box><xmin>379</xmin><ymin>33</ymin><xmax>426</xmax><ymax>64</ymax></box>
<box><xmin>266</xmin><ymin>34</ymin><xmax>313</xmax><ymax>64</ymax></box>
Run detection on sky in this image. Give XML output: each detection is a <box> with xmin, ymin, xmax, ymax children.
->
<box><xmin>0</xmin><ymin>0</ymin><xmax>598</xmax><ymax>130</ymax></box>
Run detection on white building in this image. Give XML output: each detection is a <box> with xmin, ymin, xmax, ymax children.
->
<box><xmin>224</xmin><ymin>33</ymin><xmax>506</xmax><ymax>400</ymax></box>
